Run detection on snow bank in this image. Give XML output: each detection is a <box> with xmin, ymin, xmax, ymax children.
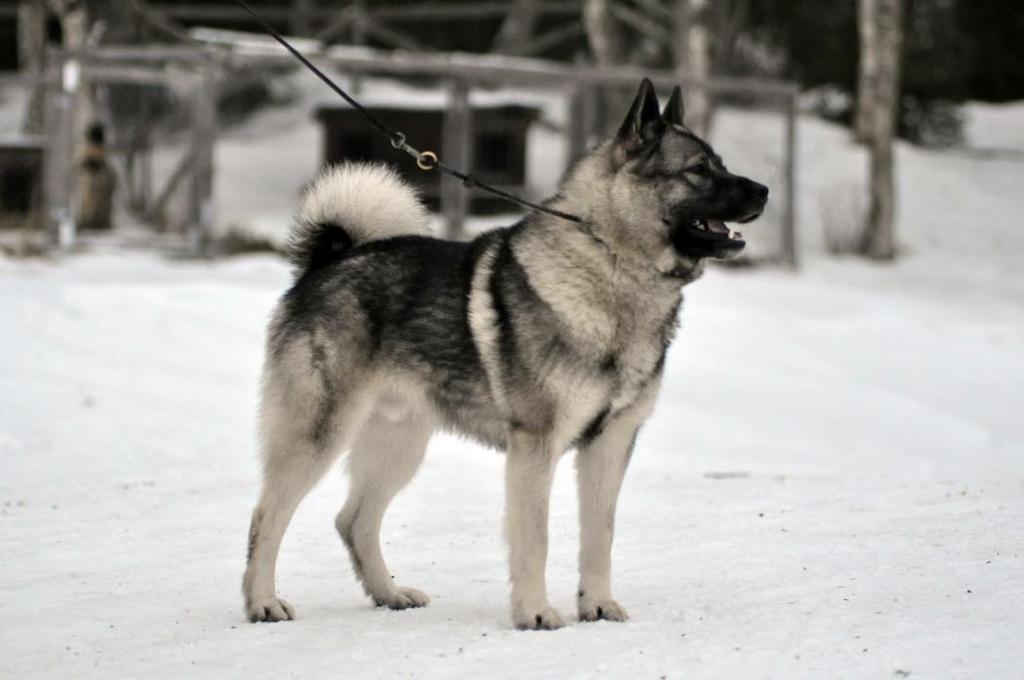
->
<box><xmin>962</xmin><ymin>101</ymin><xmax>1024</xmax><ymax>151</ymax></box>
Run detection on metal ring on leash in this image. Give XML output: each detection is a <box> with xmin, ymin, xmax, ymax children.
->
<box><xmin>416</xmin><ymin>151</ymin><xmax>438</xmax><ymax>171</ymax></box>
<box><xmin>389</xmin><ymin>132</ymin><xmax>406</xmax><ymax>149</ymax></box>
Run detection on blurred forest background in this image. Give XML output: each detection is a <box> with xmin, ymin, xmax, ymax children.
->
<box><xmin>2</xmin><ymin>0</ymin><xmax>1021</xmax><ymax>139</ymax></box>
<box><xmin>2</xmin><ymin>2</ymin><xmax>1022</xmax><ymax>110</ymax></box>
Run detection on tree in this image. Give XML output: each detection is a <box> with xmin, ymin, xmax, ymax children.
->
<box><xmin>583</xmin><ymin>0</ymin><xmax>625</xmax><ymax>67</ymax></box>
<box><xmin>861</xmin><ymin>0</ymin><xmax>903</xmax><ymax>259</ymax></box>
<box><xmin>583</xmin><ymin>0</ymin><xmax>632</xmax><ymax>135</ymax></box>
<box><xmin>30</xmin><ymin>1</ymin><xmax>141</xmax><ymax>236</ymax></box>
<box><xmin>583</xmin><ymin>0</ymin><xmax>715</xmax><ymax>135</ymax></box>
<box><xmin>17</xmin><ymin>0</ymin><xmax>47</xmax><ymax>134</ymax></box>
<box><xmin>673</xmin><ymin>0</ymin><xmax>712</xmax><ymax>135</ymax></box>
<box><xmin>492</xmin><ymin>0</ymin><xmax>540</xmax><ymax>54</ymax></box>
<box><xmin>854</xmin><ymin>0</ymin><xmax>878</xmax><ymax>142</ymax></box>
<box><xmin>42</xmin><ymin>0</ymin><xmax>141</xmax><ymax>137</ymax></box>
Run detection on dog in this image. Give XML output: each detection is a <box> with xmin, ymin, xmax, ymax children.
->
<box><xmin>75</xmin><ymin>122</ymin><xmax>116</xmax><ymax>231</ymax></box>
<box><xmin>242</xmin><ymin>78</ymin><xmax>768</xmax><ymax>629</ymax></box>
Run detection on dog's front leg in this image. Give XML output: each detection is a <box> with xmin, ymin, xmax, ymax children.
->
<box><xmin>505</xmin><ymin>430</ymin><xmax>564</xmax><ymax>630</ymax></box>
<box><xmin>575</xmin><ymin>412</ymin><xmax>644</xmax><ymax>623</ymax></box>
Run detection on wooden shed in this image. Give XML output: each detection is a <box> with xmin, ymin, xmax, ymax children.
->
<box><xmin>314</xmin><ymin>103</ymin><xmax>538</xmax><ymax>214</ymax></box>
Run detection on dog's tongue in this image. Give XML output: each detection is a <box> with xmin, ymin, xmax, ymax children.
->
<box><xmin>709</xmin><ymin>219</ymin><xmax>743</xmax><ymax>241</ymax></box>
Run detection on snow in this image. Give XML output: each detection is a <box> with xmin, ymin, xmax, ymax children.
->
<box><xmin>962</xmin><ymin>101</ymin><xmax>1024</xmax><ymax>152</ymax></box>
<box><xmin>2</xmin><ymin>81</ymin><xmax>1024</xmax><ymax>678</ymax></box>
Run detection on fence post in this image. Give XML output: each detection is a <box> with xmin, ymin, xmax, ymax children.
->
<box><xmin>567</xmin><ymin>83</ymin><xmax>598</xmax><ymax>165</ymax></box>
<box><xmin>781</xmin><ymin>90</ymin><xmax>798</xmax><ymax>269</ymax></box>
<box><xmin>291</xmin><ymin>0</ymin><xmax>314</xmax><ymax>36</ymax></box>
<box><xmin>441</xmin><ymin>79</ymin><xmax>472</xmax><ymax>240</ymax></box>
<box><xmin>43</xmin><ymin>54</ymin><xmax>75</xmax><ymax>250</ymax></box>
<box><xmin>351</xmin><ymin>0</ymin><xmax>367</xmax><ymax>94</ymax></box>
<box><xmin>189</xmin><ymin>62</ymin><xmax>217</xmax><ymax>254</ymax></box>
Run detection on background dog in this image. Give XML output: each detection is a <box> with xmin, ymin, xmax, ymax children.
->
<box><xmin>242</xmin><ymin>78</ymin><xmax>768</xmax><ymax>629</ymax></box>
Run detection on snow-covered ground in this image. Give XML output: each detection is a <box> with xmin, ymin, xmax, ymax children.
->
<box><xmin>2</xmin><ymin>80</ymin><xmax>1023</xmax><ymax>678</ymax></box>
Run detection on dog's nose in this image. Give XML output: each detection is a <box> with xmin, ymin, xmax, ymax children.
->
<box><xmin>756</xmin><ymin>183</ymin><xmax>769</xmax><ymax>199</ymax></box>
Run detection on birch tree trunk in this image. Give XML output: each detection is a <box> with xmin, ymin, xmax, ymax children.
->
<box><xmin>862</xmin><ymin>0</ymin><xmax>902</xmax><ymax>260</ymax></box>
<box><xmin>855</xmin><ymin>0</ymin><xmax>879</xmax><ymax>143</ymax></box>
<box><xmin>290</xmin><ymin>0</ymin><xmax>315</xmax><ymax>36</ymax></box>
<box><xmin>583</xmin><ymin>0</ymin><xmax>631</xmax><ymax>134</ymax></box>
<box><xmin>493</xmin><ymin>0</ymin><xmax>539</xmax><ymax>54</ymax></box>
<box><xmin>46</xmin><ymin>0</ymin><xmax>94</xmax><ymax>140</ymax></box>
<box><xmin>584</xmin><ymin>0</ymin><xmax>623</xmax><ymax>67</ymax></box>
<box><xmin>18</xmin><ymin>0</ymin><xmax>47</xmax><ymax>134</ymax></box>
<box><xmin>673</xmin><ymin>0</ymin><xmax>712</xmax><ymax>136</ymax></box>
<box><xmin>47</xmin><ymin>1</ymin><xmax>138</xmax><ymax>232</ymax></box>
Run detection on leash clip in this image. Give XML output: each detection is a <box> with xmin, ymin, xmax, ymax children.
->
<box><xmin>416</xmin><ymin>151</ymin><xmax>438</xmax><ymax>171</ymax></box>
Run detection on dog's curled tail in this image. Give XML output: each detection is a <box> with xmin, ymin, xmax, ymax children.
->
<box><xmin>288</xmin><ymin>163</ymin><xmax>430</xmax><ymax>273</ymax></box>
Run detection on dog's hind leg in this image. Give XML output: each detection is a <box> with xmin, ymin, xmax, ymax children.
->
<box><xmin>335</xmin><ymin>411</ymin><xmax>432</xmax><ymax>610</ymax></box>
<box><xmin>242</xmin><ymin>352</ymin><xmax>372</xmax><ymax>623</ymax></box>
<box><xmin>243</xmin><ymin>438</ymin><xmax>333</xmax><ymax>623</ymax></box>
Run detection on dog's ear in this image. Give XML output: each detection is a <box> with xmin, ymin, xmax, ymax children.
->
<box><xmin>662</xmin><ymin>86</ymin><xmax>685</xmax><ymax>127</ymax></box>
<box><xmin>616</xmin><ymin>78</ymin><xmax>664</xmax><ymax>149</ymax></box>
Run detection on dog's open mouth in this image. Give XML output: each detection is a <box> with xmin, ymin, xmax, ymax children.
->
<box><xmin>682</xmin><ymin>218</ymin><xmax>745</xmax><ymax>246</ymax></box>
<box><xmin>666</xmin><ymin>205</ymin><xmax>766</xmax><ymax>259</ymax></box>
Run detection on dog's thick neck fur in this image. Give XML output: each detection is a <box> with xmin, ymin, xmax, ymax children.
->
<box><xmin>503</xmin><ymin>141</ymin><xmax>696</xmax><ymax>370</ymax></box>
<box><xmin>548</xmin><ymin>140</ymin><xmax>702</xmax><ymax>282</ymax></box>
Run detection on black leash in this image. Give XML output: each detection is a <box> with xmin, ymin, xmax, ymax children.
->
<box><xmin>233</xmin><ymin>0</ymin><xmax>582</xmax><ymax>224</ymax></box>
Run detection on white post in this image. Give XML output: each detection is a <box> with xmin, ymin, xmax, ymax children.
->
<box><xmin>441</xmin><ymin>80</ymin><xmax>472</xmax><ymax>240</ymax></box>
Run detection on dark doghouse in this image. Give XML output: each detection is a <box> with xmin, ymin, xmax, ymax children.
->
<box><xmin>314</xmin><ymin>103</ymin><xmax>538</xmax><ymax>214</ymax></box>
<box><xmin>0</xmin><ymin>137</ymin><xmax>45</xmax><ymax>230</ymax></box>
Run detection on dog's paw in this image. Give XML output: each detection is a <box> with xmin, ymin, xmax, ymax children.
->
<box><xmin>513</xmin><ymin>605</ymin><xmax>567</xmax><ymax>631</ymax></box>
<box><xmin>373</xmin><ymin>586</ymin><xmax>431</xmax><ymax>610</ymax></box>
<box><xmin>247</xmin><ymin>597</ymin><xmax>295</xmax><ymax>623</ymax></box>
<box><xmin>578</xmin><ymin>596</ymin><xmax>628</xmax><ymax>623</ymax></box>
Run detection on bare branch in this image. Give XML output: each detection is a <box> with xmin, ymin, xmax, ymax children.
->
<box><xmin>355</xmin><ymin>12</ymin><xmax>426</xmax><ymax>52</ymax></box>
<box><xmin>630</xmin><ymin>0</ymin><xmax>673</xmax><ymax>22</ymax></box>
<box><xmin>492</xmin><ymin>0</ymin><xmax>540</xmax><ymax>54</ymax></box>
<box><xmin>508</xmin><ymin>21</ymin><xmax>584</xmax><ymax>57</ymax></box>
<box><xmin>127</xmin><ymin>0</ymin><xmax>197</xmax><ymax>44</ymax></box>
<box><xmin>316</xmin><ymin>6</ymin><xmax>358</xmax><ymax>46</ymax></box>
<box><xmin>608</xmin><ymin>1</ymin><xmax>671</xmax><ymax>45</ymax></box>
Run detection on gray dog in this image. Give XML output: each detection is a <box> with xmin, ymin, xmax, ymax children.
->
<box><xmin>242</xmin><ymin>79</ymin><xmax>768</xmax><ymax>629</ymax></box>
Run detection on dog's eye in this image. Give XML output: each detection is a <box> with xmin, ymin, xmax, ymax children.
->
<box><xmin>687</xmin><ymin>162</ymin><xmax>708</xmax><ymax>175</ymax></box>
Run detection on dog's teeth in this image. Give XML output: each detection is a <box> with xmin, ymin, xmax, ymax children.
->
<box><xmin>697</xmin><ymin>221</ymin><xmax>708</xmax><ymax>232</ymax></box>
<box><xmin>728</xmin><ymin>229</ymin><xmax>740</xmax><ymax>240</ymax></box>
